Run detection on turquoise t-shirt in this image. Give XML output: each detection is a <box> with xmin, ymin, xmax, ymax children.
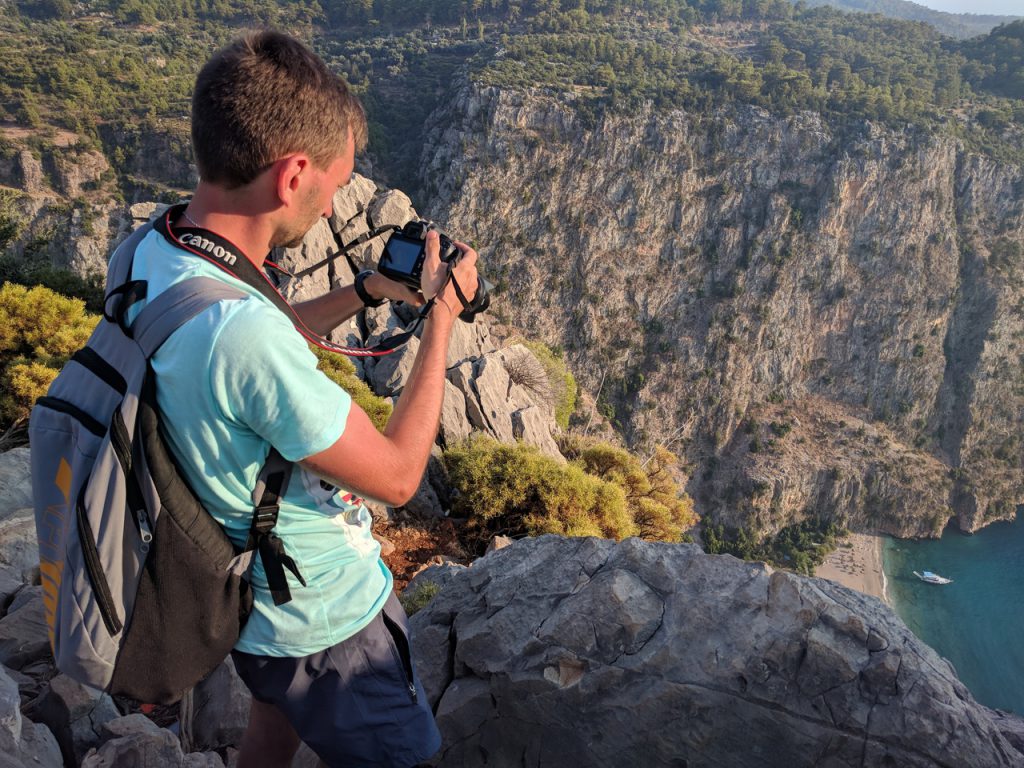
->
<box><xmin>130</xmin><ymin>229</ymin><xmax>392</xmax><ymax>656</ymax></box>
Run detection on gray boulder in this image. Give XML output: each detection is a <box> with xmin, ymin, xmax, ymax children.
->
<box><xmin>411</xmin><ymin>536</ymin><xmax>1024</xmax><ymax>768</ymax></box>
<box><xmin>368</xmin><ymin>189</ymin><xmax>414</xmax><ymax>231</ymax></box>
<box><xmin>31</xmin><ymin>674</ymin><xmax>120</xmax><ymax>765</ymax></box>
<box><xmin>81</xmin><ymin>724</ymin><xmax>225</xmax><ymax>767</ymax></box>
<box><xmin>439</xmin><ymin>379</ymin><xmax>473</xmax><ymax>448</ymax></box>
<box><xmin>329</xmin><ymin>173</ymin><xmax>377</xmax><ymax>233</ymax></box>
<box><xmin>18</xmin><ymin>719</ymin><xmax>62</xmax><ymax>768</ymax></box>
<box><xmin>0</xmin><ymin>666</ymin><xmax>21</xmax><ymax>750</ymax></box>
<box><xmin>0</xmin><ymin>511</ymin><xmax>40</xmax><ymax>583</ymax></box>
<box><xmin>0</xmin><ymin>567</ymin><xmax>24</xmax><ymax>616</ymax></box>
<box><xmin>188</xmin><ymin>658</ymin><xmax>251</xmax><ymax>752</ymax></box>
<box><xmin>0</xmin><ymin>449</ymin><xmax>32</xmax><ymax>520</ymax></box>
<box><xmin>446</xmin><ymin>347</ymin><xmax>563</xmax><ymax>460</ymax></box>
<box><xmin>0</xmin><ymin>589</ymin><xmax>48</xmax><ymax>670</ymax></box>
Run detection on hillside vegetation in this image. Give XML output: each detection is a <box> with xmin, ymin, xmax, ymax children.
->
<box><xmin>0</xmin><ymin>0</ymin><xmax>1022</xmax><ymax>198</ymax></box>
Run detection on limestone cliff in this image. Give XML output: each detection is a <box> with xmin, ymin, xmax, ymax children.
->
<box><xmin>410</xmin><ymin>536</ymin><xmax>1024</xmax><ymax>767</ymax></box>
<box><xmin>419</xmin><ymin>83</ymin><xmax>1024</xmax><ymax>539</ymax></box>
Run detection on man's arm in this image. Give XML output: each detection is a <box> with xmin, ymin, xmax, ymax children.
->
<box><xmin>299</xmin><ymin>232</ymin><xmax>478</xmax><ymax>505</ymax></box>
<box><xmin>291</xmin><ymin>273</ymin><xmax>423</xmax><ymax>336</ymax></box>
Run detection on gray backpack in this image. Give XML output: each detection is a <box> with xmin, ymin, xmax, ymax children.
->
<box><xmin>28</xmin><ymin>221</ymin><xmax>299</xmax><ymax>704</ymax></box>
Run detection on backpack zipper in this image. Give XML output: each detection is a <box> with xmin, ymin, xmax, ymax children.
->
<box><xmin>76</xmin><ymin>487</ymin><xmax>123</xmax><ymax>636</ymax></box>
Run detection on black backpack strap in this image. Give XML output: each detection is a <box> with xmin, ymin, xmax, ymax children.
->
<box><xmin>246</xmin><ymin>449</ymin><xmax>304</xmax><ymax>606</ymax></box>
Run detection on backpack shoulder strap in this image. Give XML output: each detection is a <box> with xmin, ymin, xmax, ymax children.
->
<box><xmin>132</xmin><ymin>277</ymin><xmax>247</xmax><ymax>359</ymax></box>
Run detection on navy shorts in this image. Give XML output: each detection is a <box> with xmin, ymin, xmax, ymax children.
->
<box><xmin>231</xmin><ymin>591</ymin><xmax>441</xmax><ymax>768</ymax></box>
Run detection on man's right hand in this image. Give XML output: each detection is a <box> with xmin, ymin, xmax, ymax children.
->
<box><xmin>419</xmin><ymin>230</ymin><xmax>479</xmax><ymax>319</ymax></box>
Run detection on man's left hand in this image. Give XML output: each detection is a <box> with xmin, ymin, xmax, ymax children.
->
<box><xmin>365</xmin><ymin>272</ymin><xmax>425</xmax><ymax>306</ymax></box>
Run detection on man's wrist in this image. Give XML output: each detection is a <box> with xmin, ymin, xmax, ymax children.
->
<box><xmin>354</xmin><ymin>270</ymin><xmax>386</xmax><ymax>308</ymax></box>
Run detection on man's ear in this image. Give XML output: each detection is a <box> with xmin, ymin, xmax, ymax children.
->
<box><xmin>274</xmin><ymin>154</ymin><xmax>311</xmax><ymax>207</ymax></box>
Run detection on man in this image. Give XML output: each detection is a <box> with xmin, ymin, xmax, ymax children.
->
<box><xmin>131</xmin><ymin>31</ymin><xmax>476</xmax><ymax>767</ymax></box>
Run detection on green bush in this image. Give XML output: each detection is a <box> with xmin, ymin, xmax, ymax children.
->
<box><xmin>560</xmin><ymin>436</ymin><xmax>698</xmax><ymax>541</ymax></box>
<box><xmin>313</xmin><ymin>347</ymin><xmax>392</xmax><ymax>431</ymax></box>
<box><xmin>443</xmin><ymin>435</ymin><xmax>635</xmax><ymax>549</ymax></box>
<box><xmin>523</xmin><ymin>340</ymin><xmax>578</xmax><ymax>430</ymax></box>
<box><xmin>445</xmin><ymin>434</ymin><xmax>698</xmax><ymax>551</ymax></box>
<box><xmin>0</xmin><ymin>283</ymin><xmax>98</xmax><ymax>429</ymax></box>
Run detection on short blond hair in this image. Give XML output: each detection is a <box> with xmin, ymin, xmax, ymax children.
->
<box><xmin>191</xmin><ymin>31</ymin><xmax>367</xmax><ymax>188</ymax></box>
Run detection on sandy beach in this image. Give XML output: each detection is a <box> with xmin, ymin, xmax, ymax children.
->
<box><xmin>815</xmin><ymin>532</ymin><xmax>888</xmax><ymax>604</ymax></box>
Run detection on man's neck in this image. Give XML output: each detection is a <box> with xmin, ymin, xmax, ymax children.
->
<box><xmin>182</xmin><ymin>183</ymin><xmax>277</xmax><ymax>269</ymax></box>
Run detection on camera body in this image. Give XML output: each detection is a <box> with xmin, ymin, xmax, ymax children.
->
<box><xmin>378</xmin><ymin>220</ymin><xmax>460</xmax><ymax>290</ymax></box>
<box><xmin>378</xmin><ymin>220</ymin><xmax>491</xmax><ymax>323</ymax></box>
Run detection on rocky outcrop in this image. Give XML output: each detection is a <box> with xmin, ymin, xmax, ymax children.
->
<box><xmin>410</xmin><ymin>535</ymin><xmax>1024</xmax><ymax>767</ymax></box>
<box><xmin>420</xmin><ymin>83</ymin><xmax>1024</xmax><ymax>538</ymax></box>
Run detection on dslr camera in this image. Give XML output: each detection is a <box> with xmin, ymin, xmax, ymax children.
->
<box><xmin>378</xmin><ymin>220</ymin><xmax>491</xmax><ymax>323</ymax></box>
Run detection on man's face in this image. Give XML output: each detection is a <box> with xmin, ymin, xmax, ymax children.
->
<box><xmin>274</xmin><ymin>135</ymin><xmax>355</xmax><ymax>249</ymax></box>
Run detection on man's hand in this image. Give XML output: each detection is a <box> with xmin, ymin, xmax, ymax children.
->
<box><xmin>419</xmin><ymin>230</ymin><xmax>479</xmax><ymax>318</ymax></box>
<box><xmin>364</xmin><ymin>272</ymin><xmax>424</xmax><ymax>306</ymax></box>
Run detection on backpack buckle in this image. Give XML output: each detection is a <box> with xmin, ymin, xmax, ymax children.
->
<box><xmin>252</xmin><ymin>503</ymin><xmax>279</xmax><ymax>534</ymax></box>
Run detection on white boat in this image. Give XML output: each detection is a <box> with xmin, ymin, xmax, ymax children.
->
<box><xmin>913</xmin><ymin>570</ymin><xmax>953</xmax><ymax>585</ymax></box>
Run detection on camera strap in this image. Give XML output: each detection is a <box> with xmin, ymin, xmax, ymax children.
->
<box><xmin>287</xmin><ymin>225</ymin><xmax>400</xmax><ymax>282</ymax></box>
<box><xmin>154</xmin><ymin>204</ymin><xmax>424</xmax><ymax>358</ymax></box>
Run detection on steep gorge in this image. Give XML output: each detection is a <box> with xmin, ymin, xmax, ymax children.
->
<box><xmin>419</xmin><ymin>83</ymin><xmax>1024</xmax><ymax>539</ymax></box>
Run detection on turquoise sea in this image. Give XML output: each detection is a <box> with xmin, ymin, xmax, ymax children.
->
<box><xmin>882</xmin><ymin>510</ymin><xmax>1023</xmax><ymax>715</ymax></box>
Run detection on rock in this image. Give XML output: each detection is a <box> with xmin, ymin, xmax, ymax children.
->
<box><xmin>17</xmin><ymin>719</ymin><xmax>62</xmax><ymax>768</ymax></box>
<box><xmin>0</xmin><ymin>568</ymin><xmax>25</xmax><ymax>615</ymax></box>
<box><xmin>438</xmin><ymin>379</ymin><xmax>473</xmax><ymax>448</ymax></box>
<box><xmin>16</xmin><ymin>152</ymin><xmax>45</xmax><ymax>195</ymax></box>
<box><xmin>411</xmin><ymin>536</ymin><xmax>1024</xmax><ymax>767</ymax></box>
<box><xmin>484</xmin><ymin>535</ymin><xmax>514</xmax><ymax>554</ymax></box>
<box><xmin>367</xmin><ymin>189</ymin><xmax>414</xmax><ymax>230</ymax></box>
<box><xmin>128</xmin><ymin>202</ymin><xmax>169</xmax><ymax>223</ymax></box>
<box><xmin>271</xmin><ymin>218</ymin><xmax>340</xmax><ymax>304</ymax></box>
<box><xmin>0</xmin><ymin>511</ymin><xmax>40</xmax><ymax>583</ymax></box>
<box><xmin>365</xmin><ymin>335</ymin><xmax>419</xmax><ymax>396</ymax></box>
<box><xmin>0</xmin><ymin>666</ymin><xmax>21</xmax><ymax>750</ymax></box>
<box><xmin>407</xmin><ymin>562</ymin><xmax>467</xmax><ymax>595</ymax></box>
<box><xmin>446</xmin><ymin>347</ymin><xmax>561</xmax><ymax>456</ymax></box>
<box><xmin>448</xmin><ymin>361</ymin><xmax>488</xmax><ymax>432</ymax></box>
<box><xmin>329</xmin><ymin>173</ymin><xmax>377</xmax><ymax>231</ymax></box>
<box><xmin>401</xmin><ymin>452</ymin><xmax>447</xmax><ymax>519</ymax></box>
<box><xmin>0</xmin><ymin>589</ymin><xmax>48</xmax><ymax>670</ymax></box>
<box><xmin>32</xmin><ymin>674</ymin><xmax>121</xmax><ymax>765</ymax></box>
<box><xmin>188</xmin><ymin>658</ymin><xmax>251</xmax><ymax>752</ymax></box>
<box><xmin>0</xmin><ymin>449</ymin><xmax>32</xmax><ymax>520</ymax></box>
<box><xmin>53</xmin><ymin>150</ymin><xmax>110</xmax><ymax>198</ymax></box>
<box><xmin>81</xmin><ymin>726</ymin><xmax>225</xmax><ymax>768</ymax></box>
<box><xmin>100</xmin><ymin>714</ymin><xmax>162</xmax><ymax>741</ymax></box>
<box><xmin>445</xmin><ymin>318</ymin><xmax>495</xmax><ymax>370</ymax></box>
<box><xmin>372</xmin><ymin>533</ymin><xmax>395</xmax><ymax>557</ymax></box>
<box><xmin>511</xmin><ymin>406</ymin><xmax>564</xmax><ymax>461</ymax></box>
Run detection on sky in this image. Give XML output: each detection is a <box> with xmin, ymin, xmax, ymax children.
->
<box><xmin>913</xmin><ymin>0</ymin><xmax>1023</xmax><ymax>14</ymax></box>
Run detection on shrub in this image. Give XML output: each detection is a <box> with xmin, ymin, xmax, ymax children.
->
<box><xmin>399</xmin><ymin>581</ymin><xmax>441</xmax><ymax>616</ymax></box>
<box><xmin>0</xmin><ymin>283</ymin><xmax>98</xmax><ymax>429</ymax></box>
<box><xmin>559</xmin><ymin>436</ymin><xmax>697</xmax><ymax>541</ymax></box>
<box><xmin>443</xmin><ymin>436</ymin><xmax>635</xmax><ymax>549</ymax></box>
<box><xmin>0</xmin><ymin>253</ymin><xmax>106</xmax><ymax>313</ymax></box>
<box><xmin>523</xmin><ymin>341</ymin><xmax>578</xmax><ymax>430</ymax></box>
<box><xmin>313</xmin><ymin>348</ymin><xmax>392</xmax><ymax>431</ymax></box>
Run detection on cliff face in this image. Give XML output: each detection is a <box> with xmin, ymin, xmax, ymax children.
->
<box><xmin>410</xmin><ymin>535</ymin><xmax>1024</xmax><ymax>767</ymax></box>
<box><xmin>419</xmin><ymin>84</ymin><xmax>1024</xmax><ymax>539</ymax></box>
